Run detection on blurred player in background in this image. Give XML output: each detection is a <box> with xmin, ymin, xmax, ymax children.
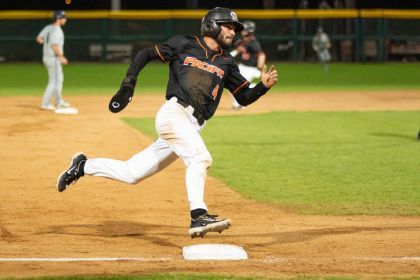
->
<box><xmin>312</xmin><ymin>26</ymin><xmax>331</xmax><ymax>71</ymax></box>
<box><xmin>36</xmin><ymin>10</ymin><xmax>71</xmax><ymax>111</ymax></box>
<box><xmin>230</xmin><ymin>20</ymin><xmax>266</xmax><ymax>110</ymax></box>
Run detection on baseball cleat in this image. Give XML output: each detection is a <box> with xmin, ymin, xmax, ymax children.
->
<box><xmin>57</xmin><ymin>101</ymin><xmax>71</xmax><ymax>108</ymax></box>
<box><xmin>41</xmin><ymin>104</ymin><xmax>56</xmax><ymax>111</ymax></box>
<box><xmin>56</xmin><ymin>152</ymin><xmax>87</xmax><ymax>192</ymax></box>
<box><xmin>188</xmin><ymin>213</ymin><xmax>231</xmax><ymax>238</ymax></box>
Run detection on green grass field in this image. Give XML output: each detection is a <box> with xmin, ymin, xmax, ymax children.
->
<box><xmin>1</xmin><ymin>62</ymin><xmax>420</xmax><ymax>95</ymax></box>
<box><xmin>125</xmin><ymin>111</ymin><xmax>420</xmax><ymax>216</ymax></box>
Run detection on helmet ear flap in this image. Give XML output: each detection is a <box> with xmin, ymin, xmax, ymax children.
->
<box><xmin>201</xmin><ymin>20</ymin><xmax>221</xmax><ymax>38</ymax></box>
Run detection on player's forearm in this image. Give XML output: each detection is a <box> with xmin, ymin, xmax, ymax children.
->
<box><xmin>234</xmin><ymin>82</ymin><xmax>269</xmax><ymax>106</ymax></box>
<box><xmin>125</xmin><ymin>47</ymin><xmax>158</xmax><ymax>78</ymax></box>
<box><xmin>257</xmin><ymin>52</ymin><xmax>266</xmax><ymax>69</ymax></box>
<box><xmin>52</xmin><ymin>44</ymin><xmax>64</xmax><ymax>58</ymax></box>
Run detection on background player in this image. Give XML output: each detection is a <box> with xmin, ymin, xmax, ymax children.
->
<box><xmin>56</xmin><ymin>7</ymin><xmax>277</xmax><ymax>238</ymax></box>
<box><xmin>36</xmin><ymin>10</ymin><xmax>71</xmax><ymax>111</ymax></box>
<box><xmin>312</xmin><ymin>26</ymin><xmax>331</xmax><ymax>71</ymax></box>
<box><xmin>230</xmin><ymin>20</ymin><xmax>266</xmax><ymax>110</ymax></box>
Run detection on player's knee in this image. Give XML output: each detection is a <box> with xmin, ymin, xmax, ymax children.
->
<box><xmin>125</xmin><ymin>169</ymin><xmax>144</xmax><ymax>185</ymax></box>
<box><xmin>125</xmin><ymin>175</ymin><xmax>140</xmax><ymax>185</ymax></box>
<box><xmin>191</xmin><ymin>151</ymin><xmax>212</xmax><ymax>169</ymax></box>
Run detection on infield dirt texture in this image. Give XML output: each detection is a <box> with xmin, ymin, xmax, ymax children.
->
<box><xmin>1</xmin><ymin>91</ymin><xmax>419</xmax><ymax>278</ymax></box>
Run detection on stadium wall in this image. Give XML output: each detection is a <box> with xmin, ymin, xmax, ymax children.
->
<box><xmin>0</xmin><ymin>9</ymin><xmax>419</xmax><ymax>62</ymax></box>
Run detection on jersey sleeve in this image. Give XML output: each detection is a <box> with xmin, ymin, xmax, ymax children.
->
<box><xmin>224</xmin><ymin>64</ymin><xmax>250</xmax><ymax>94</ymax></box>
<box><xmin>154</xmin><ymin>35</ymin><xmax>190</xmax><ymax>62</ymax></box>
<box><xmin>225</xmin><ymin>63</ymin><xmax>269</xmax><ymax>106</ymax></box>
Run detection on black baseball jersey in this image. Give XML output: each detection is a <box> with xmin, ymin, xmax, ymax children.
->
<box><xmin>236</xmin><ymin>37</ymin><xmax>262</xmax><ymax>68</ymax></box>
<box><xmin>126</xmin><ymin>35</ymin><xmax>269</xmax><ymax>121</ymax></box>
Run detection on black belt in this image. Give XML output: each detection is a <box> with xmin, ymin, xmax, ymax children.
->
<box><xmin>176</xmin><ymin>99</ymin><xmax>205</xmax><ymax>126</ymax></box>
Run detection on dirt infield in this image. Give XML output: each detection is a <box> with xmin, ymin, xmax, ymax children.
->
<box><xmin>1</xmin><ymin>92</ymin><xmax>419</xmax><ymax>278</ymax></box>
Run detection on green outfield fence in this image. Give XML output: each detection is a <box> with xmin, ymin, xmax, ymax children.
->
<box><xmin>0</xmin><ymin>9</ymin><xmax>419</xmax><ymax>62</ymax></box>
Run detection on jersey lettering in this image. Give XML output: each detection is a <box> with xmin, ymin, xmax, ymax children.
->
<box><xmin>211</xmin><ymin>84</ymin><xmax>219</xmax><ymax>100</ymax></box>
<box><xmin>183</xmin><ymin>56</ymin><xmax>224</xmax><ymax>79</ymax></box>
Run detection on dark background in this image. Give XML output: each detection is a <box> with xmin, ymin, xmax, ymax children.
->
<box><xmin>1</xmin><ymin>0</ymin><xmax>419</xmax><ymax>10</ymax></box>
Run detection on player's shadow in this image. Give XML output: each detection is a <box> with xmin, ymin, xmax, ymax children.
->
<box><xmin>233</xmin><ymin>225</ymin><xmax>420</xmax><ymax>249</ymax></box>
<box><xmin>370</xmin><ymin>132</ymin><xmax>417</xmax><ymax>141</ymax></box>
<box><xmin>39</xmin><ymin>220</ymin><xmax>187</xmax><ymax>248</ymax></box>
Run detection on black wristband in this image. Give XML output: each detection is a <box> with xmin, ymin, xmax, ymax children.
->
<box><xmin>253</xmin><ymin>81</ymin><xmax>270</xmax><ymax>95</ymax></box>
<box><xmin>121</xmin><ymin>75</ymin><xmax>137</xmax><ymax>88</ymax></box>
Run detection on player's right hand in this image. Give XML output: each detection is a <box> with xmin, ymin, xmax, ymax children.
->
<box><xmin>109</xmin><ymin>84</ymin><xmax>134</xmax><ymax>113</ymax></box>
<box><xmin>60</xmin><ymin>56</ymin><xmax>68</xmax><ymax>65</ymax></box>
<box><xmin>261</xmin><ymin>65</ymin><xmax>278</xmax><ymax>88</ymax></box>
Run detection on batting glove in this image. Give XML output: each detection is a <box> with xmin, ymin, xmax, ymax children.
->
<box><xmin>109</xmin><ymin>76</ymin><xmax>136</xmax><ymax>113</ymax></box>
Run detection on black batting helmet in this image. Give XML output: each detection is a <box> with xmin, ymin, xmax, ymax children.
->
<box><xmin>201</xmin><ymin>7</ymin><xmax>244</xmax><ymax>38</ymax></box>
<box><xmin>243</xmin><ymin>20</ymin><xmax>256</xmax><ymax>34</ymax></box>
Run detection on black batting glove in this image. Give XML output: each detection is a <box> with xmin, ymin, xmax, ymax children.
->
<box><xmin>109</xmin><ymin>76</ymin><xmax>137</xmax><ymax>113</ymax></box>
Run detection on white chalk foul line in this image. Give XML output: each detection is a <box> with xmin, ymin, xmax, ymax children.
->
<box><xmin>0</xmin><ymin>257</ymin><xmax>173</xmax><ymax>262</ymax></box>
<box><xmin>1</xmin><ymin>256</ymin><xmax>419</xmax><ymax>263</ymax></box>
<box><xmin>356</xmin><ymin>256</ymin><xmax>420</xmax><ymax>262</ymax></box>
<box><xmin>259</xmin><ymin>256</ymin><xmax>420</xmax><ymax>264</ymax></box>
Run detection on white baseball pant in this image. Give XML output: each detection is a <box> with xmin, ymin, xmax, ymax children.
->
<box><xmin>84</xmin><ymin>97</ymin><xmax>211</xmax><ymax>211</ymax></box>
<box><xmin>317</xmin><ymin>49</ymin><xmax>331</xmax><ymax>62</ymax></box>
<box><xmin>42</xmin><ymin>56</ymin><xmax>65</xmax><ymax>107</ymax></box>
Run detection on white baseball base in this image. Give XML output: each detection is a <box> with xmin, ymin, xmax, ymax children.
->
<box><xmin>182</xmin><ymin>244</ymin><xmax>248</xmax><ymax>260</ymax></box>
<box><xmin>55</xmin><ymin>107</ymin><xmax>79</xmax><ymax>115</ymax></box>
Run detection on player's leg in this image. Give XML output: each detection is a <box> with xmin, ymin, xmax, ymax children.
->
<box><xmin>53</xmin><ymin>60</ymin><xmax>70</xmax><ymax>108</ymax></box>
<box><xmin>324</xmin><ymin>50</ymin><xmax>331</xmax><ymax>71</ymax></box>
<box><xmin>231</xmin><ymin>64</ymin><xmax>248</xmax><ymax>110</ymax></box>
<box><xmin>232</xmin><ymin>96</ymin><xmax>242</xmax><ymax>110</ymax></box>
<box><xmin>155</xmin><ymin>98</ymin><xmax>231</xmax><ymax>237</ymax></box>
<box><xmin>320</xmin><ymin>51</ymin><xmax>330</xmax><ymax>71</ymax></box>
<box><xmin>84</xmin><ymin>138</ymin><xmax>177</xmax><ymax>184</ymax></box>
<box><xmin>41</xmin><ymin>57</ymin><xmax>57</xmax><ymax>110</ymax></box>
<box><xmin>155</xmin><ymin>98</ymin><xmax>210</xmax><ymax>211</ymax></box>
<box><xmin>249</xmin><ymin>66</ymin><xmax>261</xmax><ymax>88</ymax></box>
<box><xmin>232</xmin><ymin>64</ymin><xmax>259</xmax><ymax>110</ymax></box>
<box><xmin>56</xmin><ymin>137</ymin><xmax>177</xmax><ymax>192</ymax></box>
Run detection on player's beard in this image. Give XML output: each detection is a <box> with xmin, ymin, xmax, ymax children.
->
<box><xmin>216</xmin><ymin>33</ymin><xmax>233</xmax><ymax>49</ymax></box>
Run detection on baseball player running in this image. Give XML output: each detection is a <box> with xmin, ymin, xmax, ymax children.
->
<box><xmin>56</xmin><ymin>7</ymin><xmax>277</xmax><ymax>238</ymax></box>
<box><xmin>230</xmin><ymin>20</ymin><xmax>266</xmax><ymax>110</ymax></box>
<box><xmin>36</xmin><ymin>10</ymin><xmax>71</xmax><ymax>111</ymax></box>
<box><xmin>312</xmin><ymin>26</ymin><xmax>331</xmax><ymax>71</ymax></box>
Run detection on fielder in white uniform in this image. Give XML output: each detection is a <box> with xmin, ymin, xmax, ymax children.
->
<box><xmin>312</xmin><ymin>26</ymin><xmax>331</xmax><ymax>71</ymax></box>
<box><xmin>36</xmin><ymin>10</ymin><xmax>70</xmax><ymax>110</ymax></box>
<box><xmin>230</xmin><ymin>21</ymin><xmax>266</xmax><ymax>110</ymax></box>
<box><xmin>56</xmin><ymin>8</ymin><xmax>278</xmax><ymax>238</ymax></box>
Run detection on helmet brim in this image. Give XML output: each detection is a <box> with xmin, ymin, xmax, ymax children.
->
<box><xmin>216</xmin><ymin>21</ymin><xmax>244</xmax><ymax>33</ymax></box>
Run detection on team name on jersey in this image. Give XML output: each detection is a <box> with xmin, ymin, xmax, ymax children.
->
<box><xmin>183</xmin><ymin>56</ymin><xmax>224</xmax><ymax>79</ymax></box>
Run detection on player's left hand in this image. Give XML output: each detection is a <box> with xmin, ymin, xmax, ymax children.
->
<box><xmin>109</xmin><ymin>85</ymin><xmax>134</xmax><ymax>113</ymax></box>
<box><xmin>261</xmin><ymin>65</ymin><xmax>277</xmax><ymax>88</ymax></box>
<box><xmin>109</xmin><ymin>76</ymin><xmax>137</xmax><ymax>113</ymax></box>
